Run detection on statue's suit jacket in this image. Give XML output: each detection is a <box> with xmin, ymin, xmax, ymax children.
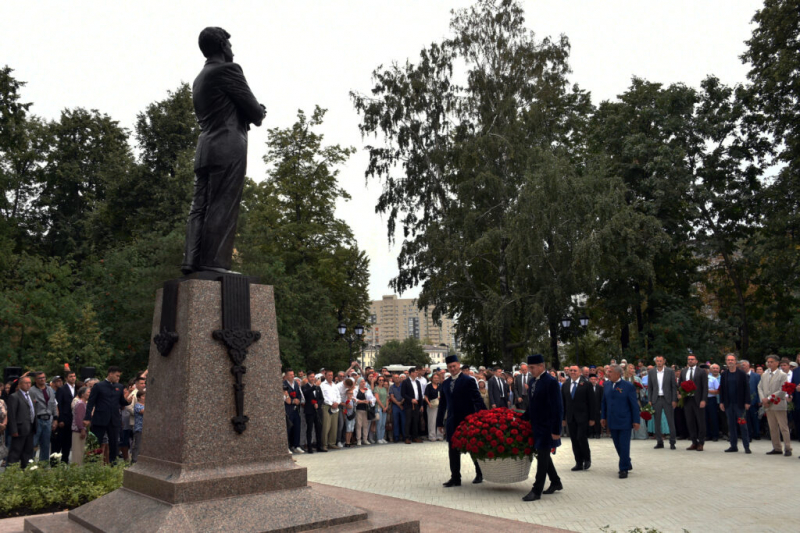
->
<box><xmin>193</xmin><ymin>59</ymin><xmax>265</xmax><ymax>170</ymax></box>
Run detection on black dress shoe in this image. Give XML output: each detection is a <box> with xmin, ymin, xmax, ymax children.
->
<box><xmin>785</xmin><ymin>450</ymin><xmax>792</xmax><ymax>457</ymax></box>
<box><xmin>745</xmin><ymin>449</ymin><xmax>751</xmax><ymax>454</ymax></box>
<box><xmin>670</xmin><ymin>443</ymin><xmax>676</xmax><ymax>450</ymax></box>
<box><xmin>317</xmin><ymin>448</ymin><xmax>327</xmax><ymax>453</ymax></box>
<box><xmin>522</xmin><ymin>489</ymin><xmax>541</xmax><ymax>502</ymax></box>
<box><xmin>472</xmin><ymin>474</ymin><xmax>483</xmax><ymax>484</ymax></box>
<box><xmin>654</xmin><ymin>442</ymin><xmax>664</xmax><ymax>449</ymax></box>
<box><xmin>543</xmin><ymin>481</ymin><xmax>563</xmax><ymax>494</ymax></box>
<box><xmin>443</xmin><ymin>479</ymin><xmax>461</xmax><ymax>487</ymax></box>
<box><xmin>766</xmin><ymin>450</ymin><xmax>782</xmax><ymax>455</ymax></box>
<box><xmin>619</xmin><ymin>470</ymin><xmax>628</xmax><ymax>479</ymax></box>
<box><xmin>571</xmin><ymin>464</ymin><xmax>583</xmax><ymax>471</ymax></box>
<box><xmin>583</xmin><ymin>460</ymin><xmax>591</xmax><ymax>470</ymax></box>
<box><xmin>724</xmin><ymin>447</ymin><xmax>738</xmax><ymax>453</ymax></box>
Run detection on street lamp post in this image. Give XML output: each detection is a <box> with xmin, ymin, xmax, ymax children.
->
<box><xmin>561</xmin><ymin>314</ymin><xmax>589</xmax><ymax>367</ymax></box>
<box><xmin>338</xmin><ymin>323</ymin><xmax>365</xmax><ymax>368</ymax></box>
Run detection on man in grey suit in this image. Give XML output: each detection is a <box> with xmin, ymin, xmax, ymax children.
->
<box><xmin>181</xmin><ymin>27</ymin><xmax>267</xmax><ymax>275</ymax></box>
<box><xmin>6</xmin><ymin>375</ymin><xmax>35</xmax><ymax>467</ymax></box>
<box><xmin>679</xmin><ymin>353</ymin><xmax>709</xmax><ymax>451</ymax></box>
<box><xmin>513</xmin><ymin>363</ymin><xmax>531</xmax><ymax>411</ymax></box>
<box><xmin>647</xmin><ymin>355</ymin><xmax>677</xmax><ymax>450</ymax></box>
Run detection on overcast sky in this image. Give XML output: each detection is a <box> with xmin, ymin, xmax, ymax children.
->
<box><xmin>2</xmin><ymin>0</ymin><xmax>764</xmax><ymax>300</ymax></box>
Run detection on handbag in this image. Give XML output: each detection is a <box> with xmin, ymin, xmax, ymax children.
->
<box><xmin>367</xmin><ymin>403</ymin><xmax>376</xmax><ymax>420</ymax></box>
<box><xmin>429</xmin><ymin>398</ymin><xmax>439</xmax><ymax>408</ymax></box>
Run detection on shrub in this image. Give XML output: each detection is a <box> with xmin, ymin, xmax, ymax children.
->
<box><xmin>0</xmin><ymin>458</ymin><xmax>124</xmax><ymax>517</ymax></box>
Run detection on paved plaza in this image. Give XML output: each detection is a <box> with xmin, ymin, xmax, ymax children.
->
<box><xmin>296</xmin><ymin>435</ymin><xmax>797</xmax><ymax>533</ymax></box>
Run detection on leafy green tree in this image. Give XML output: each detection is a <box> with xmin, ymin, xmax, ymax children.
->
<box><xmin>36</xmin><ymin>108</ymin><xmax>134</xmax><ymax>258</ymax></box>
<box><xmin>238</xmin><ymin>106</ymin><xmax>370</xmax><ymax>371</ymax></box>
<box><xmin>352</xmin><ymin>0</ymin><xmax>642</xmax><ymax>369</ymax></box>
<box><xmin>374</xmin><ymin>338</ymin><xmax>431</xmax><ymax>369</ymax></box>
<box><xmin>0</xmin><ymin>67</ymin><xmax>46</xmax><ymax>254</ymax></box>
<box><xmin>102</xmin><ymin>84</ymin><xmax>199</xmax><ymax>241</ymax></box>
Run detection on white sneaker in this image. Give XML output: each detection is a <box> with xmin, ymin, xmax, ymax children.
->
<box><xmin>379</xmin><ymin>439</ymin><xmax>387</xmax><ymax>444</ymax></box>
<box><xmin>363</xmin><ymin>440</ymin><xmax>371</xmax><ymax>445</ymax></box>
<box><xmin>355</xmin><ymin>440</ymin><xmax>362</xmax><ymax>446</ymax></box>
<box><xmin>336</xmin><ymin>443</ymin><xmax>344</xmax><ymax>448</ymax></box>
<box><xmin>288</xmin><ymin>449</ymin><xmax>293</xmax><ymax>454</ymax></box>
<box><xmin>294</xmin><ymin>447</ymin><xmax>305</xmax><ymax>454</ymax></box>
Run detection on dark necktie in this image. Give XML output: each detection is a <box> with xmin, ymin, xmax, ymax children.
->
<box><xmin>450</xmin><ymin>378</ymin><xmax>455</xmax><ymax>393</ymax></box>
<box><xmin>571</xmin><ymin>381</ymin><xmax>577</xmax><ymax>398</ymax></box>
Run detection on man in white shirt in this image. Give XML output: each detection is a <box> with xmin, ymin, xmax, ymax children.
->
<box><xmin>319</xmin><ymin>370</ymin><xmax>341</xmax><ymax>452</ymax></box>
<box><xmin>647</xmin><ymin>355</ymin><xmax>677</xmax><ymax>450</ymax></box>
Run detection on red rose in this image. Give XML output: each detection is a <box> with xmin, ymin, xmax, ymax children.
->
<box><xmin>781</xmin><ymin>382</ymin><xmax>795</xmax><ymax>394</ymax></box>
<box><xmin>680</xmin><ymin>380</ymin><xmax>697</xmax><ymax>393</ymax></box>
<box><xmin>516</xmin><ymin>435</ymin><xmax>523</xmax><ymax>442</ymax></box>
<box><xmin>289</xmin><ymin>392</ymin><xmax>297</xmax><ymax>398</ymax></box>
<box><xmin>491</xmin><ymin>440</ymin><xmax>498</xmax><ymax>447</ymax></box>
<box><xmin>506</xmin><ymin>437</ymin><xmax>514</xmax><ymax>445</ymax></box>
<box><xmin>487</xmin><ymin>452</ymin><xmax>495</xmax><ymax>459</ymax></box>
<box><xmin>524</xmin><ymin>448</ymin><xmax>531</xmax><ymax>455</ymax></box>
<box><xmin>497</xmin><ymin>445</ymin><xmax>505</xmax><ymax>453</ymax></box>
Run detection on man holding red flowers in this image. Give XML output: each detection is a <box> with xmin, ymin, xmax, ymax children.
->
<box><xmin>521</xmin><ymin>353</ymin><xmax>562</xmax><ymax>502</ymax></box>
<box><xmin>679</xmin><ymin>353</ymin><xmax>708</xmax><ymax>451</ymax></box>
<box><xmin>757</xmin><ymin>354</ymin><xmax>792</xmax><ymax>457</ymax></box>
<box><xmin>437</xmin><ymin>354</ymin><xmax>486</xmax><ymax>487</ymax></box>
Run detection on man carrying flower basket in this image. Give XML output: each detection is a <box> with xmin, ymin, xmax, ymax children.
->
<box><xmin>436</xmin><ymin>355</ymin><xmax>486</xmax><ymax>487</ymax></box>
<box><xmin>521</xmin><ymin>354</ymin><xmax>562</xmax><ymax>502</ymax></box>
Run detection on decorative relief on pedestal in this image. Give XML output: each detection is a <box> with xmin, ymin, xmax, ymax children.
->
<box><xmin>212</xmin><ymin>275</ymin><xmax>261</xmax><ymax>434</ymax></box>
<box><xmin>153</xmin><ymin>280</ymin><xmax>180</xmax><ymax>356</ymax></box>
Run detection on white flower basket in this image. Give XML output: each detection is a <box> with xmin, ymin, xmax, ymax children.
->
<box><xmin>476</xmin><ymin>455</ymin><xmax>533</xmax><ymax>483</ymax></box>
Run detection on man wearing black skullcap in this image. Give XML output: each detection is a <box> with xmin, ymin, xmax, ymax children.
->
<box><xmin>522</xmin><ymin>354</ymin><xmax>563</xmax><ymax>501</ymax></box>
<box><xmin>437</xmin><ymin>355</ymin><xmax>486</xmax><ymax>487</ymax></box>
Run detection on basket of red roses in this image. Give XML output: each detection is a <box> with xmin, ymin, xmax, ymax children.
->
<box><xmin>678</xmin><ymin>380</ymin><xmax>696</xmax><ymax>408</ymax></box>
<box><xmin>451</xmin><ymin>408</ymin><xmax>535</xmax><ymax>483</ymax></box>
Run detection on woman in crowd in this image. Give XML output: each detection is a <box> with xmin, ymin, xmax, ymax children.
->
<box><xmin>424</xmin><ymin>373</ymin><xmax>442</xmax><ymax>441</ymax></box>
<box><xmin>0</xmin><ymin>393</ymin><xmax>7</xmax><ymax>467</ymax></box>
<box><xmin>506</xmin><ymin>374</ymin><xmax>515</xmax><ymax>407</ymax></box>
<box><xmin>373</xmin><ymin>375</ymin><xmax>389</xmax><ymax>444</ymax></box>
<box><xmin>624</xmin><ymin>364</ymin><xmax>649</xmax><ymax>440</ymax></box>
<box><xmin>478</xmin><ymin>379</ymin><xmax>490</xmax><ymax>409</ymax></box>
<box><xmin>354</xmin><ymin>379</ymin><xmax>376</xmax><ymax>446</ymax></box>
<box><xmin>71</xmin><ymin>386</ymin><xmax>90</xmax><ymax>466</ymax></box>
<box><xmin>343</xmin><ymin>389</ymin><xmax>357</xmax><ymax>447</ymax></box>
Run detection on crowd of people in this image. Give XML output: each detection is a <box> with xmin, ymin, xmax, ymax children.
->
<box><xmin>0</xmin><ymin>367</ymin><xmax>147</xmax><ymax>468</ymax></box>
<box><xmin>279</xmin><ymin>353</ymin><xmax>800</xmax><ymax>459</ymax></box>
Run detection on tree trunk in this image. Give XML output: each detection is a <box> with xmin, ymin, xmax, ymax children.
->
<box><xmin>620</xmin><ymin>321</ymin><xmax>630</xmax><ymax>353</ymax></box>
<box><xmin>549</xmin><ymin>321</ymin><xmax>560</xmax><ymax>371</ymax></box>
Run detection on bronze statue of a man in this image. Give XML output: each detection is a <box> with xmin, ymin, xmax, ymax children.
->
<box><xmin>181</xmin><ymin>27</ymin><xmax>266</xmax><ymax>275</ymax></box>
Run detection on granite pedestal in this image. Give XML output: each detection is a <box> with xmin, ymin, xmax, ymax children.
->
<box><xmin>26</xmin><ymin>279</ymin><xmax>418</xmax><ymax>533</ymax></box>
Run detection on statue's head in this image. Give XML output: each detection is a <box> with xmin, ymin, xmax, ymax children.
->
<box><xmin>199</xmin><ymin>27</ymin><xmax>232</xmax><ymax>61</ymax></box>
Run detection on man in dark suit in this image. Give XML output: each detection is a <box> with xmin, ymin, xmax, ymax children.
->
<box><xmin>488</xmin><ymin>366</ymin><xmax>510</xmax><ymax>409</ymax></box>
<box><xmin>601</xmin><ymin>365</ymin><xmax>640</xmax><ymax>479</ymax></box>
<box><xmin>283</xmin><ymin>370</ymin><xmax>303</xmax><ymax>454</ymax></box>
<box><xmin>436</xmin><ymin>355</ymin><xmax>485</xmax><ymax>487</ymax></box>
<box><xmin>741</xmin><ymin>360</ymin><xmax>761</xmax><ymax>439</ymax></box>
<box><xmin>522</xmin><ymin>354</ymin><xmax>563</xmax><ymax>502</ymax></box>
<box><xmin>181</xmin><ymin>27</ymin><xmax>267</xmax><ymax>275</ymax></box>
<box><xmin>679</xmin><ymin>353</ymin><xmax>708</xmax><ymax>451</ymax></box>
<box><xmin>301</xmin><ymin>371</ymin><xmax>324</xmax><ymax>453</ymax></box>
<box><xmin>55</xmin><ymin>370</ymin><xmax>77</xmax><ymax>463</ymax></box>
<box><xmin>719</xmin><ymin>353</ymin><xmax>751</xmax><ymax>453</ymax></box>
<box><xmin>84</xmin><ymin>367</ymin><xmax>132</xmax><ymax>465</ymax></box>
<box><xmin>401</xmin><ymin>368</ymin><xmax>424</xmax><ymax>443</ymax></box>
<box><xmin>562</xmin><ymin>365</ymin><xmax>595</xmax><ymax>470</ymax></box>
<box><xmin>513</xmin><ymin>363</ymin><xmax>531</xmax><ymax>411</ymax></box>
<box><xmin>589</xmin><ymin>374</ymin><xmax>603</xmax><ymax>438</ymax></box>
<box><xmin>647</xmin><ymin>355</ymin><xmax>678</xmax><ymax>449</ymax></box>
<box><xmin>6</xmin><ymin>375</ymin><xmax>35</xmax><ymax>467</ymax></box>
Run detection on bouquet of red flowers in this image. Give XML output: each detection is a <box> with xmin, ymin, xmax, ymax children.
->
<box><xmin>782</xmin><ymin>381</ymin><xmax>796</xmax><ymax>395</ymax></box>
<box><xmin>451</xmin><ymin>408</ymin><xmax>536</xmax><ymax>461</ymax></box>
<box><xmin>678</xmin><ymin>380</ymin><xmax>697</xmax><ymax>408</ymax></box>
<box><xmin>634</xmin><ymin>381</ymin><xmax>644</xmax><ymax>390</ymax></box>
<box><xmin>737</xmin><ymin>417</ymin><xmax>746</xmax><ymax>425</ymax></box>
<box><xmin>640</xmin><ymin>403</ymin><xmax>654</xmax><ymax>421</ymax></box>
